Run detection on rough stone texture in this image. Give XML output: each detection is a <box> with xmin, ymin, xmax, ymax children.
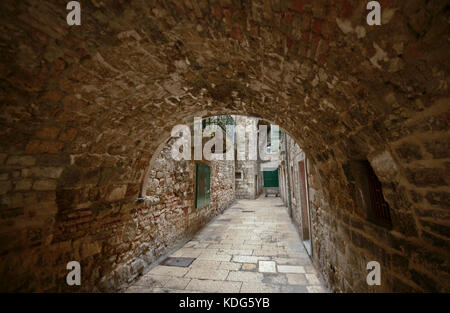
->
<box><xmin>279</xmin><ymin>134</ymin><xmax>308</xmax><ymax>242</ymax></box>
<box><xmin>0</xmin><ymin>136</ymin><xmax>234</xmax><ymax>292</ymax></box>
<box><xmin>280</xmin><ymin>131</ymin><xmax>450</xmax><ymax>292</ymax></box>
<box><xmin>234</xmin><ymin>116</ymin><xmax>264</xmax><ymax>199</ymax></box>
<box><xmin>0</xmin><ymin>0</ymin><xmax>448</xmax><ymax>292</ymax></box>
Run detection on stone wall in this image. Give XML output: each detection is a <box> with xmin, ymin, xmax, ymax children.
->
<box><xmin>279</xmin><ymin>135</ymin><xmax>307</xmax><ymax>246</ymax></box>
<box><xmin>235</xmin><ymin>160</ymin><xmax>262</xmax><ymax>199</ymax></box>
<box><xmin>234</xmin><ymin>116</ymin><xmax>262</xmax><ymax>199</ymax></box>
<box><xmin>309</xmin><ymin>139</ymin><xmax>449</xmax><ymax>292</ymax></box>
<box><xmin>0</xmin><ymin>0</ymin><xmax>448</xmax><ymax>292</ymax></box>
<box><xmin>0</xmin><ymin>137</ymin><xmax>235</xmax><ymax>292</ymax></box>
<box><xmin>280</xmin><ymin>132</ymin><xmax>450</xmax><ymax>292</ymax></box>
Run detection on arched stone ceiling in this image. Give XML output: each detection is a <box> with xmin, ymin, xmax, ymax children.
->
<box><xmin>0</xmin><ymin>0</ymin><xmax>448</xmax><ymax>207</ymax></box>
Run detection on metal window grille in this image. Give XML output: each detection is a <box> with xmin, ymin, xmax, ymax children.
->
<box><xmin>365</xmin><ymin>161</ymin><xmax>392</xmax><ymax>225</ymax></box>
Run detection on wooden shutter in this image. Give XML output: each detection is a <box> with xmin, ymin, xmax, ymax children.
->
<box><xmin>263</xmin><ymin>169</ymin><xmax>279</xmax><ymax>187</ymax></box>
<box><xmin>298</xmin><ymin>161</ymin><xmax>310</xmax><ymax>235</ymax></box>
<box><xmin>195</xmin><ymin>163</ymin><xmax>211</xmax><ymax>209</ymax></box>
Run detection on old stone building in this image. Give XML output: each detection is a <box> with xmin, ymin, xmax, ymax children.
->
<box><xmin>234</xmin><ymin>115</ymin><xmax>264</xmax><ymax>199</ymax></box>
<box><xmin>0</xmin><ymin>0</ymin><xmax>449</xmax><ymax>293</ymax></box>
<box><xmin>279</xmin><ymin>133</ymin><xmax>312</xmax><ymax>254</ymax></box>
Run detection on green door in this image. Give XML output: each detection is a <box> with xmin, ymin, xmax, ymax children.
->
<box><xmin>195</xmin><ymin>163</ymin><xmax>211</xmax><ymax>209</ymax></box>
<box><xmin>263</xmin><ymin>169</ymin><xmax>279</xmax><ymax>188</ymax></box>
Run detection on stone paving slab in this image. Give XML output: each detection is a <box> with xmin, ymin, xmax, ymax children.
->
<box><xmin>197</xmin><ymin>253</ymin><xmax>232</xmax><ymax>262</ymax></box>
<box><xmin>262</xmin><ymin>273</ymin><xmax>288</xmax><ymax>285</ymax></box>
<box><xmin>219</xmin><ymin>261</ymin><xmax>242</xmax><ymax>271</ymax></box>
<box><xmin>232</xmin><ymin>255</ymin><xmax>270</xmax><ymax>263</ymax></box>
<box><xmin>307</xmin><ymin>286</ymin><xmax>327</xmax><ymax>293</ymax></box>
<box><xmin>186</xmin><ymin>279</ymin><xmax>242</xmax><ymax>293</ymax></box>
<box><xmin>227</xmin><ymin>271</ymin><xmax>265</xmax><ymax>283</ymax></box>
<box><xmin>133</xmin><ymin>274</ymin><xmax>171</xmax><ymax>287</ymax></box>
<box><xmin>242</xmin><ymin>263</ymin><xmax>257</xmax><ymax>271</ymax></box>
<box><xmin>163</xmin><ymin>277</ymin><xmax>191</xmax><ymax>289</ymax></box>
<box><xmin>259</xmin><ymin>261</ymin><xmax>277</xmax><ymax>273</ymax></box>
<box><xmin>147</xmin><ymin>266</ymin><xmax>189</xmax><ymax>277</ymax></box>
<box><xmin>286</xmin><ymin>273</ymin><xmax>308</xmax><ymax>285</ymax></box>
<box><xmin>240</xmin><ymin>282</ymin><xmax>281</xmax><ymax>293</ymax></box>
<box><xmin>277</xmin><ymin>265</ymin><xmax>306</xmax><ymax>273</ymax></box>
<box><xmin>126</xmin><ymin>196</ymin><xmax>328</xmax><ymax>293</ymax></box>
<box><xmin>306</xmin><ymin>273</ymin><xmax>322</xmax><ymax>285</ymax></box>
<box><xmin>185</xmin><ymin>268</ymin><xmax>229</xmax><ymax>280</ymax></box>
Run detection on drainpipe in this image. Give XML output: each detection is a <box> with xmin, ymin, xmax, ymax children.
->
<box><xmin>284</xmin><ymin>132</ymin><xmax>293</xmax><ymax>218</ymax></box>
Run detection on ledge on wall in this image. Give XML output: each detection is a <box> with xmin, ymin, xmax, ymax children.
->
<box><xmin>136</xmin><ymin>196</ymin><xmax>160</xmax><ymax>205</ymax></box>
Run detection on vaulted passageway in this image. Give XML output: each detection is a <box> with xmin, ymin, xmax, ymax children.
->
<box><xmin>0</xmin><ymin>1</ymin><xmax>448</xmax><ymax>292</ymax></box>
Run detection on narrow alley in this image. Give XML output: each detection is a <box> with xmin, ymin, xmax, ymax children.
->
<box><xmin>126</xmin><ymin>196</ymin><xmax>326</xmax><ymax>293</ymax></box>
<box><xmin>0</xmin><ymin>0</ymin><xmax>448</xmax><ymax>296</ymax></box>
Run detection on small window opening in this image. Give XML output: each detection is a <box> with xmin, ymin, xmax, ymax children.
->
<box><xmin>364</xmin><ymin>161</ymin><xmax>392</xmax><ymax>227</ymax></box>
<box><xmin>344</xmin><ymin>160</ymin><xmax>392</xmax><ymax>228</ymax></box>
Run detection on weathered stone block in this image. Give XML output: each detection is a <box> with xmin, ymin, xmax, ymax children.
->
<box><xmin>15</xmin><ymin>179</ymin><xmax>33</xmax><ymax>191</ymax></box>
<box><xmin>395</xmin><ymin>142</ymin><xmax>423</xmax><ymax>162</ymax></box>
<box><xmin>81</xmin><ymin>241</ymin><xmax>102</xmax><ymax>258</ymax></box>
<box><xmin>420</xmin><ymin>220</ymin><xmax>450</xmax><ymax>239</ymax></box>
<box><xmin>6</xmin><ymin>156</ymin><xmax>36</xmax><ymax>167</ymax></box>
<box><xmin>30</xmin><ymin>167</ymin><xmax>63</xmax><ymax>179</ymax></box>
<box><xmin>370</xmin><ymin>150</ymin><xmax>399</xmax><ymax>183</ymax></box>
<box><xmin>26</xmin><ymin>140</ymin><xmax>64</xmax><ymax>154</ymax></box>
<box><xmin>391</xmin><ymin>210</ymin><xmax>419</xmax><ymax>237</ymax></box>
<box><xmin>425</xmin><ymin>191</ymin><xmax>450</xmax><ymax>208</ymax></box>
<box><xmin>33</xmin><ymin>179</ymin><xmax>57</xmax><ymax>191</ymax></box>
<box><xmin>410</xmin><ymin>269</ymin><xmax>439</xmax><ymax>292</ymax></box>
<box><xmin>58</xmin><ymin>128</ymin><xmax>77</xmax><ymax>142</ymax></box>
<box><xmin>36</xmin><ymin>126</ymin><xmax>60</xmax><ymax>139</ymax></box>
<box><xmin>405</xmin><ymin>167</ymin><xmax>447</xmax><ymax>187</ymax></box>
<box><xmin>0</xmin><ymin>181</ymin><xmax>12</xmax><ymax>195</ymax></box>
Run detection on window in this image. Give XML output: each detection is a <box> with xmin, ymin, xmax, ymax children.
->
<box><xmin>344</xmin><ymin>160</ymin><xmax>392</xmax><ymax>227</ymax></box>
<box><xmin>269</xmin><ymin>125</ymin><xmax>280</xmax><ymax>153</ymax></box>
<box><xmin>202</xmin><ymin>115</ymin><xmax>235</xmax><ymax>153</ymax></box>
<box><xmin>365</xmin><ymin>161</ymin><xmax>392</xmax><ymax>226</ymax></box>
<box><xmin>202</xmin><ymin>115</ymin><xmax>235</xmax><ymax>133</ymax></box>
<box><xmin>195</xmin><ymin>163</ymin><xmax>210</xmax><ymax>209</ymax></box>
<box><xmin>235</xmin><ymin>171</ymin><xmax>243</xmax><ymax>180</ymax></box>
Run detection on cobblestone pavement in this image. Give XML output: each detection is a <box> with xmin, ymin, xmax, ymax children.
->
<box><xmin>126</xmin><ymin>196</ymin><xmax>328</xmax><ymax>293</ymax></box>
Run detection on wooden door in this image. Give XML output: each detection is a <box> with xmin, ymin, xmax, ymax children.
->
<box><xmin>298</xmin><ymin>160</ymin><xmax>311</xmax><ymax>253</ymax></box>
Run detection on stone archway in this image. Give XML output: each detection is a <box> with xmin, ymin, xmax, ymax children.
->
<box><xmin>0</xmin><ymin>0</ymin><xmax>448</xmax><ymax>292</ymax></box>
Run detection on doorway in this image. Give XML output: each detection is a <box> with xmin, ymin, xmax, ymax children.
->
<box><xmin>298</xmin><ymin>160</ymin><xmax>312</xmax><ymax>255</ymax></box>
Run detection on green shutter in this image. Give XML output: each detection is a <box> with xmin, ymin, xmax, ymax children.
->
<box><xmin>205</xmin><ymin>165</ymin><xmax>210</xmax><ymax>204</ymax></box>
<box><xmin>195</xmin><ymin>163</ymin><xmax>211</xmax><ymax>209</ymax></box>
<box><xmin>263</xmin><ymin>169</ymin><xmax>279</xmax><ymax>188</ymax></box>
